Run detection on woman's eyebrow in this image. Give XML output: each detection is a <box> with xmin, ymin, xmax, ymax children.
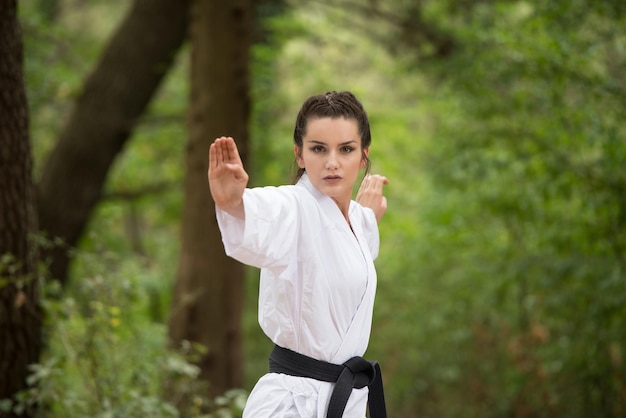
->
<box><xmin>306</xmin><ymin>139</ymin><xmax>358</xmax><ymax>146</ymax></box>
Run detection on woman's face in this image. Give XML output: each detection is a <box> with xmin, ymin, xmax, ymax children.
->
<box><xmin>295</xmin><ymin>117</ymin><xmax>368</xmax><ymax>210</ymax></box>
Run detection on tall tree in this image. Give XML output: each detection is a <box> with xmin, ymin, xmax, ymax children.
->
<box><xmin>37</xmin><ymin>0</ymin><xmax>190</xmax><ymax>285</ymax></box>
<box><xmin>168</xmin><ymin>0</ymin><xmax>253</xmax><ymax>399</ymax></box>
<box><xmin>0</xmin><ymin>1</ymin><xmax>42</xmax><ymax>416</ymax></box>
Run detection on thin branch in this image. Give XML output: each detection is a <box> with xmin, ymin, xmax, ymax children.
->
<box><xmin>103</xmin><ymin>181</ymin><xmax>176</xmax><ymax>201</ymax></box>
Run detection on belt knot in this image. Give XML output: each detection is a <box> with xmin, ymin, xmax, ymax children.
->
<box><xmin>340</xmin><ymin>356</ymin><xmax>376</xmax><ymax>389</ymax></box>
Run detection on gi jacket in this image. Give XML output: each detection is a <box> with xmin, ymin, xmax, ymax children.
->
<box><xmin>216</xmin><ymin>173</ymin><xmax>380</xmax><ymax>418</ymax></box>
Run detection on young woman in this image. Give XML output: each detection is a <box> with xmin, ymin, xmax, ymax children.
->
<box><xmin>208</xmin><ymin>91</ymin><xmax>388</xmax><ymax>418</ymax></box>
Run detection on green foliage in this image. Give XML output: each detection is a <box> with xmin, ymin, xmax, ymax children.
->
<box><xmin>20</xmin><ymin>0</ymin><xmax>132</xmax><ymax>175</ymax></box>
<box><xmin>387</xmin><ymin>1</ymin><xmax>626</xmax><ymax>416</ymax></box>
<box><xmin>250</xmin><ymin>7</ymin><xmax>307</xmax><ymax>185</ymax></box>
<box><xmin>1</xmin><ymin>247</ymin><xmax>247</xmax><ymax>417</ymax></box>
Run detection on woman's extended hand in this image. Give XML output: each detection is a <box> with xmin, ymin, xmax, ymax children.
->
<box><xmin>208</xmin><ymin>136</ymin><xmax>249</xmax><ymax>218</ymax></box>
<box><xmin>356</xmin><ymin>174</ymin><xmax>389</xmax><ymax>222</ymax></box>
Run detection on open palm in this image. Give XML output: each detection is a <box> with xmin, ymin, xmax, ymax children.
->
<box><xmin>208</xmin><ymin>136</ymin><xmax>249</xmax><ymax>214</ymax></box>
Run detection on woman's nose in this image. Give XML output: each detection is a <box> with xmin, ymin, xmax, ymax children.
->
<box><xmin>326</xmin><ymin>152</ymin><xmax>339</xmax><ymax>169</ymax></box>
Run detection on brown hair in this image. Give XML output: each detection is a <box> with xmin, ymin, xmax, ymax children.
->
<box><xmin>293</xmin><ymin>91</ymin><xmax>371</xmax><ymax>181</ymax></box>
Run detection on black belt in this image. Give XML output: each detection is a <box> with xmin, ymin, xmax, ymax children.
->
<box><xmin>269</xmin><ymin>345</ymin><xmax>387</xmax><ymax>418</ymax></box>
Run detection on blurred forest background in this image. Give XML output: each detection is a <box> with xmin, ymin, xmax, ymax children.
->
<box><xmin>1</xmin><ymin>0</ymin><xmax>625</xmax><ymax>417</ymax></box>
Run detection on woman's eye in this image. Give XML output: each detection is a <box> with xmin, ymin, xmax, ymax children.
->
<box><xmin>341</xmin><ymin>146</ymin><xmax>354</xmax><ymax>153</ymax></box>
<box><xmin>311</xmin><ymin>146</ymin><xmax>325</xmax><ymax>153</ymax></box>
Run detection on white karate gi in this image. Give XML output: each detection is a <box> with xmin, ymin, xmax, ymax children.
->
<box><xmin>216</xmin><ymin>173</ymin><xmax>380</xmax><ymax>418</ymax></box>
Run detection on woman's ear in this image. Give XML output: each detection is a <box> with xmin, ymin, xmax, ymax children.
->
<box><xmin>360</xmin><ymin>146</ymin><xmax>370</xmax><ymax>169</ymax></box>
<box><xmin>294</xmin><ymin>145</ymin><xmax>305</xmax><ymax>168</ymax></box>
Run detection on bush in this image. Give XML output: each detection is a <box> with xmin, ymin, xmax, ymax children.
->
<box><xmin>1</xmin><ymin>247</ymin><xmax>247</xmax><ymax>418</ymax></box>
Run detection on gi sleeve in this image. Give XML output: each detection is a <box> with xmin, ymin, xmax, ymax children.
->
<box><xmin>215</xmin><ymin>186</ymin><xmax>300</xmax><ymax>269</ymax></box>
<box><xmin>361</xmin><ymin>206</ymin><xmax>380</xmax><ymax>260</ymax></box>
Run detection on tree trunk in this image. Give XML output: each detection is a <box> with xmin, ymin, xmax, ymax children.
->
<box><xmin>168</xmin><ymin>0</ymin><xmax>252</xmax><ymax>399</ymax></box>
<box><xmin>0</xmin><ymin>1</ymin><xmax>42</xmax><ymax>416</ymax></box>
<box><xmin>37</xmin><ymin>0</ymin><xmax>190</xmax><ymax>285</ymax></box>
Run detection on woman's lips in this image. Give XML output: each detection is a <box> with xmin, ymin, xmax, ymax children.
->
<box><xmin>324</xmin><ymin>175</ymin><xmax>342</xmax><ymax>184</ymax></box>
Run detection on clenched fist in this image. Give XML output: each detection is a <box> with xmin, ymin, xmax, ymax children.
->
<box><xmin>356</xmin><ymin>174</ymin><xmax>389</xmax><ymax>222</ymax></box>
